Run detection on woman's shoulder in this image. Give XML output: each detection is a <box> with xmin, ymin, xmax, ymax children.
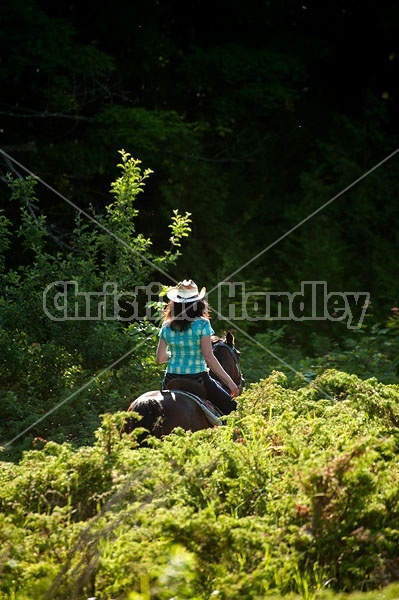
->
<box><xmin>159</xmin><ymin>320</ymin><xmax>171</xmax><ymax>334</ymax></box>
<box><xmin>193</xmin><ymin>317</ymin><xmax>213</xmax><ymax>331</ymax></box>
<box><xmin>194</xmin><ymin>316</ymin><xmax>211</xmax><ymax>325</ymax></box>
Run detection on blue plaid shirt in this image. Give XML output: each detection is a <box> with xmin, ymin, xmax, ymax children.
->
<box><xmin>159</xmin><ymin>317</ymin><xmax>215</xmax><ymax>374</ymax></box>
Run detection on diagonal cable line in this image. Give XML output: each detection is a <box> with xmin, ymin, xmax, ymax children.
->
<box><xmin>0</xmin><ymin>339</ymin><xmax>154</xmax><ymax>449</ymax></box>
<box><xmin>202</xmin><ymin>147</ymin><xmax>399</xmax><ymax>396</ymax></box>
<box><xmin>204</xmin><ymin>148</ymin><xmax>399</xmax><ymax>394</ymax></box>
<box><xmin>0</xmin><ymin>148</ymin><xmax>177</xmax><ymax>285</ymax></box>
<box><xmin>0</xmin><ymin>149</ymin><xmax>178</xmax><ymax>449</ymax></box>
<box><xmin>209</xmin><ymin>302</ymin><xmax>334</xmax><ymax>400</ymax></box>
<box><xmin>0</xmin><ymin>147</ymin><xmax>330</xmax><ymax>446</ymax></box>
<box><xmin>209</xmin><ymin>146</ymin><xmax>399</xmax><ymax>290</ymax></box>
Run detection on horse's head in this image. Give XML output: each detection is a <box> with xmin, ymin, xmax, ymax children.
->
<box><xmin>211</xmin><ymin>331</ymin><xmax>245</xmax><ymax>394</ymax></box>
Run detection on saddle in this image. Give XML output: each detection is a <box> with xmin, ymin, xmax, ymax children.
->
<box><xmin>164</xmin><ymin>377</ymin><xmax>224</xmax><ymax>425</ymax></box>
<box><xmin>165</xmin><ymin>378</ymin><xmax>207</xmax><ymax>399</ymax></box>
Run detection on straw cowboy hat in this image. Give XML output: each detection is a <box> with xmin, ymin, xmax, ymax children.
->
<box><xmin>166</xmin><ymin>279</ymin><xmax>206</xmax><ymax>303</ymax></box>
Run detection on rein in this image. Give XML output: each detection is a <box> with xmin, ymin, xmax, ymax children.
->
<box><xmin>211</xmin><ymin>340</ymin><xmax>245</xmax><ymax>394</ymax></box>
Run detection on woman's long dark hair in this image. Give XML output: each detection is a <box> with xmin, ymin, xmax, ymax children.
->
<box><xmin>163</xmin><ymin>299</ymin><xmax>210</xmax><ymax>331</ymax></box>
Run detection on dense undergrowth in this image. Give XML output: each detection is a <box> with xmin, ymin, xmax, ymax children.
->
<box><xmin>1</xmin><ymin>368</ymin><xmax>399</xmax><ymax>599</ymax></box>
<box><xmin>2</xmin><ymin>155</ymin><xmax>399</xmax><ymax>598</ymax></box>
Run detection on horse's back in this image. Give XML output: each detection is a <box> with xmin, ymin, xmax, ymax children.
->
<box><xmin>126</xmin><ymin>389</ymin><xmax>211</xmax><ymax>438</ymax></box>
<box><xmin>129</xmin><ymin>390</ymin><xmax>164</xmax><ymax>408</ymax></box>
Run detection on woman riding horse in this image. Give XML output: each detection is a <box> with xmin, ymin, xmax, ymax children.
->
<box><xmin>156</xmin><ymin>279</ymin><xmax>239</xmax><ymax>414</ymax></box>
<box><xmin>125</xmin><ymin>280</ymin><xmax>243</xmax><ymax>440</ymax></box>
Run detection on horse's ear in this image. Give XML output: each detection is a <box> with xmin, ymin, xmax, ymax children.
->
<box><xmin>226</xmin><ymin>331</ymin><xmax>234</xmax><ymax>346</ymax></box>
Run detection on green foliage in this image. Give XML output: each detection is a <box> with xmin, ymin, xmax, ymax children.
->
<box><xmin>237</xmin><ymin>311</ymin><xmax>399</xmax><ymax>389</ymax></box>
<box><xmin>2</xmin><ymin>0</ymin><xmax>399</xmax><ymax>329</ymax></box>
<box><xmin>1</xmin><ymin>370</ymin><xmax>399</xmax><ymax>598</ymax></box>
<box><xmin>0</xmin><ymin>211</ymin><xmax>11</xmax><ymax>273</ymax></box>
<box><xmin>180</xmin><ymin>44</ymin><xmax>305</xmax><ymax>121</ymax></box>
<box><xmin>108</xmin><ymin>151</ymin><xmax>153</xmax><ymax>229</ymax></box>
<box><xmin>0</xmin><ymin>153</ymin><xmax>190</xmax><ymax>460</ymax></box>
<box><xmin>272</xmin><ymin>109</ymin><xmax>399</xmax><ymax>335</ymax></box>
<box><xmin>2</xmin><ymin>3</ymin><xmax>399</xmax><ymax>594</ymax></box>
<box><xmin>1</xmin><ymin>0</ymin><xmax>114</xmax><ymax>110</ymax></box>
<box><xmin>168</xmin><ymin>209</ymin><xmax>192</xmax><ymax>248</ymax></box>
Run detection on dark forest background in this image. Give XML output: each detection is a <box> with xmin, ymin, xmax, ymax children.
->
<box><xmin>3</xmin><ymin>5</ymin><xmax>399</xmax><ymax>595</ymax></box>
<box><xmin>2</xmin><ymin>0</ymin><xmax>398</xmax><ymax>305</ymax></box>
<box><xmin>1</xmin><ymin>0</ymin><xmax>399</xmax><ymax>459</ymax></box>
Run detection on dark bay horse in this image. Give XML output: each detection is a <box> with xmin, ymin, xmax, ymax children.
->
<box><xmin>124</xmin><ymin>331</ymin><xmax>244</xmax><ymax>440</ymax></box>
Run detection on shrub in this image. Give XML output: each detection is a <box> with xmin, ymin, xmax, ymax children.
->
<box><xmin>2</xmin><ymin>370</ymin><xmax>399</xmax><ymax>598</ymax></box>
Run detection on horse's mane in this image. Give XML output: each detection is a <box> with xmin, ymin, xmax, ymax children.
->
<box><xmin>212</xmin><ymin>332</ymin><xmax>235</xmax><ymax>345</ymax></box>
<box><xmin>211</xmin><ymin>334</ymin><xmax>225</xmax><ymax>344</ymax></box>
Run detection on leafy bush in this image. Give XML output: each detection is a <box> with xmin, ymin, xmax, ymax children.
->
<box><xmin>0</xmin><ymin>151</ymin><xmax>191</xmax><ymax>461</ymax></box>
<box><xmin>238</xmin><ymin>314</ymin><xmax>399</xmax><ymax>388</ymax></box>
<box><xmin>2</xmin><ymin>149</ymin><xmax>399</xmax><ymax>598</ymax></box>
<box><xmin>1</xmin><ymin>369</ymin><xmax>399</xmax><ymax>598</ymax></box>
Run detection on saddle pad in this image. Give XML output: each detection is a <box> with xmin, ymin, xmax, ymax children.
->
<box><xmin>173</xmin><ymin>391</ymin><xmax>223</xmax><ymax>426</ymax></box>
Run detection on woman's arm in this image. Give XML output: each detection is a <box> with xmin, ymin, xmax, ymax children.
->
<box><xmin>156</xmin><ymin>338</ymin><xmax>170</xmax><ymax>364</ymax></box>
<box><xmin>201</xmin><ymin>335</ymin><xmax>239</xmax><ymax>397</ymax></box>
